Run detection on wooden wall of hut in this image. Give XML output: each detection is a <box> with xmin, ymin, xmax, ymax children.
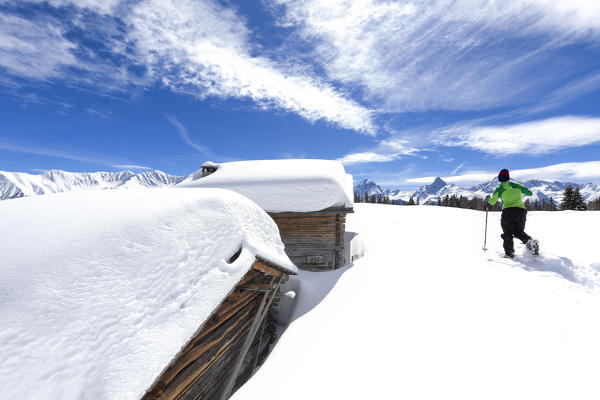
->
<box><xmin>268</xmin><ymin>207</ymin><xmax>353</xmax><ymax>271</ymax></box>
<box><xmin>142</xmin><ymin>259</ymin><xmax>291</xmax><ymax>400</ymax></box>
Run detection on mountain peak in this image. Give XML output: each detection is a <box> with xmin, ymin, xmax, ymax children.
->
<box><xmin>431</xmin><ymin>177</ymin><xmax>447</xmax><ymax>187</ymax></box>
<box><xmin>354</xmin><ymin>179</ymin><xmax>387</xmax><ymax>196</ymax></box>
<box><xmin>358</xmin><ymin>178</ymin><xmax>375</xmax><ymax>184</ymax></box>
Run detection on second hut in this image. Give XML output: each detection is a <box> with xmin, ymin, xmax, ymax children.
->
<box><xmin>178</xmin><ymin>159</ymin><xmax>354</xmax><ymax>271</ymax></box>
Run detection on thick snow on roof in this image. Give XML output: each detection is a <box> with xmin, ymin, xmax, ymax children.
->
<box><xmin>177</xmin><ymin>159</ymin><xmax>354</xmax><ymax>212</ymax></box>
<box><xmin>0</xmin><ymin>188</ymin><xmax>295</xmax><ymax>400</ymax></box>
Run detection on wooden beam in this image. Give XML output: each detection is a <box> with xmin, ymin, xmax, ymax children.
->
<box><xmin>252</xmin><ymin>261</ymin><xmax>283</xmax><ymax>277</ymax></box>
<box><xmin>219</xmin><ymin>289</ymin><xmax>270</xmax><ymax>400</ymax></box>
<box><xmin>238</xmin><ymin>283</ymin><xmax>278</xmax><ymax>292</ymax></box>
<box><xmin>219</xmin><ymin>275</ymin><xmax>283</xmax><ymax>400</ymax></box>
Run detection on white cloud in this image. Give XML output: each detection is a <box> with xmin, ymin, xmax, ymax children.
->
<box><xmin>407</xmin><ymin>161</ymin><xmax>600</xmax><ymax>186</ymax></box>
<box><xmin>8</xmin><ymin>0</ymin><xmax>122</xmax><ymax>15</ymax></box>
<box><xmin>165</xmin><ymin>114</ymin><xmax>213</xmax><ymax>155</ymax></box>
<box><xmin>270</xmin><ymin>0</ymin><xmax>600</xmax><ymax>112</ymax></box>
<box><xmin>337</xmin><ymin>135</ymin><xmax>425</xmax><ymax>165</ymax></box>
<box><xmin>337</xmin><ymin>152</ymin><xmax>398</xmax><ymax>165</ymax></box>
<box><xmin>437</xmin><ymin>116</ymin><xmax>600</xmax><ymax>155</ymax></box>
<box><xmin>111</xmin><ymin>164</ymin><xmax>153</xmax><ymax>170</ymax></box>
<box><xmin>451</xmin><ymin>162</ymin><xmax>467</xmax><ymax>175</ymax></box>
<box><xmin>127</xmin><ymin>0</ymin><xmax>375</xmax><ymax>134</ymax></box>
<box><xmin>0</xmin><ymin>0</ymin><xmax>375</xmax><ymax>134</ymax></box>
<box><xmin>0</xmin><ymin>138</ymin><xmax>146</xmax><ymax>168</ymax></box>
<box><xmin>519</xmin><ymin>73</ymin><xmax>600</xmax><ymax>116</ymax></box>
<box><xmin>0</xmin><ymin>13</ymin><xmax>78</xmax><ymax>80</ymax></box>
<box><xmin>0</xmin><ymin>6</ymin><xmax>143</xmax><ymax>92</ymax></box>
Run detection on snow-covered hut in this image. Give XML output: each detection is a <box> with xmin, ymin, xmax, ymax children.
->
<box><xmin>0</xmin><ymin>188</ymin><xmax>297</xmax><ymax>400</ymax></box>
<box><xmin>178</xmin><ymin>159</ymin><xmax>355</xmax><ymax>271</ymax></box>
<box><xmin>200</xmin><ymin>161</ymin><xmax>219</xmax><ymax>177</ymax></box>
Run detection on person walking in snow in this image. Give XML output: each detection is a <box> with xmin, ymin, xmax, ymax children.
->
<box><xmin>486</xmin><ymin>169</ymin><xmax>539</xmax><ymax>258</ymax></box>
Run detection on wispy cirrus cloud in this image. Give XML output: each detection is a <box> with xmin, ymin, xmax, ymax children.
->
<box><xmin>0</xmin><ymin>13</ymin><xmax>78</xmax><ymax>80</ymax></box>
<box><xmin>337</xmin><ymin>152</ymin><xmax>398</xmax><ymax>165</ymax></box>
<box><xmin>338</xmin><ymin>137</ymin><xmax>423</xmax><ymax>165</ymax></box>
<box><xmin>0</xmin><ymin>137</ymin><xmax>150</xmax><ymax>169</ymax></box>
<box><xmin>111</xmin><ymin>164</ymin><xmax>152</xmax><ymax>171</ymax></box>
<box><xmin>0</xmin><ymin>3</ymin><xmax>147</xmax><ymax>93</ymax></box>
<box><xmin>5</xmin><ymin>0</ymin><xmax>123</xmax><ymax>15</ymax></box>
<box><xmin>165</xmin><ymin>114</ymin><xmax>214</xmax><ymax>155</ymax></box>
<box><xmin>340</xmin><ymin>113</ymin><xmax>600</xmax><ymax>166</ymax></box>
<box><xmin>451</xmin><ymin>162</ymin><xmax>467</xmax><ymax>175</ymax></box>
<box><xmin>128</xmin><ymin>0</ymin><xmax>375</xmax><ymax>134</ymax></box>
<box><xmin>436</xmin><ymin>116</ymin><xmax>600</xmax><ymax>155</ymax></box>
<box><xmin>407</xmin><ymin>161</ymin><xmax>600</xmax><ymax>186</ymax></box>
<box><xmin>270</xmin><ymin>0</ymin><xmax>600</xmax><ymax>113</ymax></box>
<box><xmin>0</xmin><ymin>0</ymin><xmax>376</xmax><ymax>134</ymax></box>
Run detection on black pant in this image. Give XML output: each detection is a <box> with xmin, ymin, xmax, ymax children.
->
<box><xmin>500</xmin><ymin>207</ymin><xmax>531</xmax><ymax>255</ymax></box>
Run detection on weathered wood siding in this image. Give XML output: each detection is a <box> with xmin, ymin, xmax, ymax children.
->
<box><xmin>142</xmin><ymin>259</ymin><xmax>289</xmax><ymax>400</ymax></box>
<box><xmin>269</xmin><ymin>208</ymin><xmax>352</xmax><ymax>271</ymax></box>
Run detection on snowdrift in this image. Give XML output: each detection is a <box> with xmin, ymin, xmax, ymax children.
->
<box><xmin>233</xmin><ymin>205</ymin><xmax>600</xmax><ymax>400</ymax></box>
<box><xmin>0</xmin><ymin>188</ymin><xmax>295</xmax><ymax>400</ymax></box>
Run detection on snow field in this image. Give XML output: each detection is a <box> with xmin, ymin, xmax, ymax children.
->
<box><xmin>0</xmin><ymin>188</ymin><xmax>295</xmax><ymax>400</ymax></box>
<box><xmin>233</xmin><ymin>204</ymin><xmax>600</xmax><ymax>400</ymax></box>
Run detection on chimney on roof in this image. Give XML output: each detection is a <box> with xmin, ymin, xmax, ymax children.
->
<box><xmin>200</xmin><ymin>161</ymin><xmax>219</xmax><ymax>177</ymax></box>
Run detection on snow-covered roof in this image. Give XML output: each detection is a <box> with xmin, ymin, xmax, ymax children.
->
<box><xmin>0</xmin><ymin>188</ymin><xmax>296</xmax><ymax>400</ymax></box>
<box><xmin>177</xmin><ymin>159</ymin><xmax>354</xmax><ymax>213</ymax></box>
<box><xmin>201</xmin><ymin>161</ymin><xmax>219</xmax><ymax>168</ymax></box>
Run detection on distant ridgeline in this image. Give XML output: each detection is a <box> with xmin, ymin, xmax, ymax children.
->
<box><xmin>354</xmin><ymin>178</ymin><xmax>600</xmax><ymax>211</ymax></box>
<box><xmin>0</xmin><ymin>170</ymin><xmax>185</xmax><ymax>200</ymax></box>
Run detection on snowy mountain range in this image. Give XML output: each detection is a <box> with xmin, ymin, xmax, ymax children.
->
<box><xmin>354</xmin><ymin>178</ymin><xmax>600</xmax><ymax>205</ymax></box>
<box><xmin>3</xmin><ymin>170</ymin><xmax>599</xmax><ymax>206</ymax></box>
<box><xmin>0</xmin><ymin>170</ymin><xmax>185</xmax><ymax>200</ymax></box>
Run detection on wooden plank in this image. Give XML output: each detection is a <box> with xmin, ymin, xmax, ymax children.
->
<box><xmin>238</xmin><ymin>283</ymin><xmax>278</xmax><ymax>292</ymax></box>
<box><xmin>193</xmin><ymin>291</ymin><xmax>261</xmax><ymax>343</ymax></box>
<box><xmin>268</xmin><ymin>207</ymin><xmax>353</xmax><ymax>217</ymax></box>
<box><xmin>155</xmin><ymin>298</ymin><xmax>262</xmax><ymax>397</ymax></box>
<box><xmin>219</xmin><ymin>283</ymin><xmax>272</xmax><ymax>400</ymax></box>
<box><xmin>177</xmin><ymin>333</ymin><xmax>246</xmax><ymax>400</ymax></box>
<box><xmin>252</xmin><ymin>261</ymin><xmax>283</xmax><ymax>277</ymax></box>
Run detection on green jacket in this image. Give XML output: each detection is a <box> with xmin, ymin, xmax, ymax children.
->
<box><xmin>487</xmin><ymin>181</ymin><xmax>532</xmax><ymax>210</ymax></box>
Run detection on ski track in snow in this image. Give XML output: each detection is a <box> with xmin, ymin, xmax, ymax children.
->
<box><xmin>490</xmin><ymin>251</ymin><xmax>600</xmax><ymax>289</ymax></box>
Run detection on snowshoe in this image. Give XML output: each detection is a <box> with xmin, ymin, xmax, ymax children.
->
<box><xmin>526</xmin><ymin>239</ymin><xmax>539</xmax><ymax>256</ymax></box>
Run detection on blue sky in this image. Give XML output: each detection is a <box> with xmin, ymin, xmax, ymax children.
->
<box><xmin>1</xmin><ymin>0</ymin><xmax>600</xmax><ymax>190</ymax></box>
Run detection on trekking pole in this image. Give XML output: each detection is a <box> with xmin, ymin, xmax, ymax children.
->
<box><xmin>482</xmin><ymin>201</ymin><xmax>489</xmax><ymax>252</ymax></box>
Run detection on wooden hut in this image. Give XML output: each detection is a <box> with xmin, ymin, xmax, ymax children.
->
<box><xmin>178</xmin><ymin>159</ymin><xmax>355</xmax><ymax>271</ymax></box>
<box><xmin>268</xmin><ymin>206</ymin><xmax>351</xmax><ymax>270</ymax></box>
<box><xmin>143</xmin><ymin>257</ymin><xmax>294</xmax><ymax>400</ymax></box>
<box><xmin>200</xmin><ymin>161</ymin><xmax>219</xmax><ymax>177</ymax></box>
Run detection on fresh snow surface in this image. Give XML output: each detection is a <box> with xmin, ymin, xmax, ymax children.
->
<box><xmin>233</xmin><ymin>205</ymin><xmax>600</xmax><ymax>400</ymax></box>
<box><xmin>177</xmin><ymin>159</ymin><xmax>354</xmax><ymax>212</ymax></box>
<box><xmin>0</xmin><ymin>188</ymin><xmax>295</xmax><ymax>400</ymax></box>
